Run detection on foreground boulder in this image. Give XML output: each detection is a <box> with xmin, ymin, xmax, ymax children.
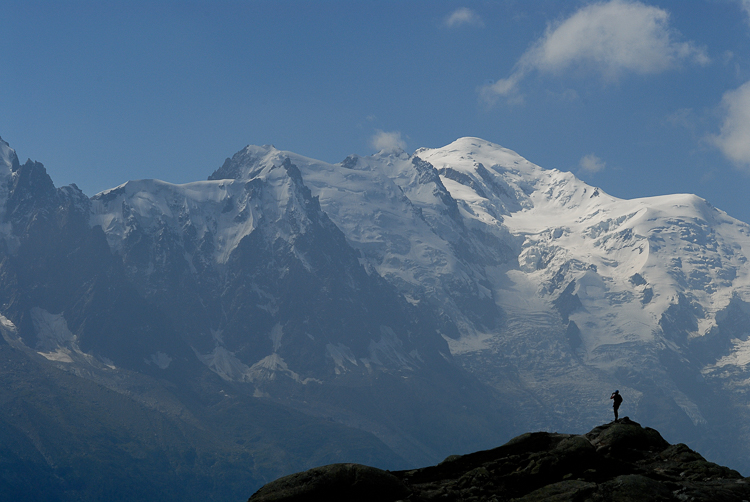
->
<box><xmin>249</xmin><ymin>418</ymin><xmax>750</xmax><ymax>501</ymax></box>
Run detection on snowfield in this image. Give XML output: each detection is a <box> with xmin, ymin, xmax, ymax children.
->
<box><xmin>86</xmin><ymin>138</ymin><xmax>750</xmax><ymax>422</ymax></box>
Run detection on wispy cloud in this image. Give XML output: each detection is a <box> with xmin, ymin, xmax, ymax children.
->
<box><xmin>740</xmin><ymin>0</ymin><xmax>750</xmax><ymax>25</ymax></box>
<box><xmin>579</xmin><ymin>153</ymin><xmax>607</xmax><ymax>174</ymax></box>
<box><xmin>666</xmin><ymin>108</ymin><xmax>697</xmax><ymax>133</ymax></box>
<box><xmin>710</xmin><ymin>81</ymin><xmax>750</xmax><ymax>168</ymax></box>
<box><xmin>445</xmin><ymin>8</ymin><xmax>484</xmax><ymax>28</ymax></box>
<box><xmin>370</xmin><ymin>130</ymin><xmax>406</xmax><ymax>152</ymax></box>
<box><xmin>482</xmin><ymin>0</ymin><xmax>709</xmax><ymax>104</ymax></box>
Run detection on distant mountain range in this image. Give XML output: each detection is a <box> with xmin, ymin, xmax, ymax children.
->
<box><xmin>1</xmin><ymin>135</ymin><xmax>749</xmax><ymax>500</ymax></box>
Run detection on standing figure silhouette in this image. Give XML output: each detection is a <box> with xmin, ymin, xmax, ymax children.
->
<box><xmin>610</xmin><ymin>390</ymin><xmax>623</xmax><ymax>422</ymax></box>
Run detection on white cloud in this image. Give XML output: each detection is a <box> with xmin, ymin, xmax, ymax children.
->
<box><xmin>482</xmin><ymin>0</ymin><xmax>709</xmax><ymax>102</ymax></box>
<box><xmin>370</xmin><ymin>130</ymin><xmax>406</xmax><ymax>152</ymax></box>
<box><xmin>579</xmin><ymin>153</ymin><xmax>606</xmax><ymax>174</ymax></box>
<box><xmin>741</xmin><ymin>0</ymin><xmax>750</xmax><ymax>25</ymax></box>
<box><xmin>710</xmin><ymin>81</ymin><xmax>750</xmax><ymax>167</ymax></box>
<box><xmin>480</xmin><ymin>74</ymin><xmax>525</xmax><ymax>105</ymax></box>
<box><xmin>445</xmin><ymin>7</ymin><xmax>484</xmax><ymax>28</ymax></box>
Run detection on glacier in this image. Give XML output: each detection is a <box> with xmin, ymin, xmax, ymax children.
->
<box><xmin>195</xmin><ymin>137</ymin><xmax>750</xmax><ymax>461</ymax></box>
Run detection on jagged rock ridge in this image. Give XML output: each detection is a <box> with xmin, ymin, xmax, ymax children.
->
<box><xmin>249</xmin><ymin>419</ymin><xmax>750</xmax><ymax>502</ymax></box>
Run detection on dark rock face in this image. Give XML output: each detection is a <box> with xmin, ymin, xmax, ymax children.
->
<box><xmin>249</xmin><ymin>418</ymin><xmax>750</xmax><ymax>502</ymax></box>
<box><xmin>249</xmin><ymin>463</ymin><xmax>410</xmax><ymax>502</ymax></box>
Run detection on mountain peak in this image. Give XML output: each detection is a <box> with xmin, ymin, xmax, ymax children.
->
<box><xmin>416</xmin><ymin>136</ymin><xmax>530</xmax><ymax>169</ymax></box>
<box><xmin>208</xmin><ymin>144</ymin><xmax>281</xmax><ymax>181</ymax></box>
<box><xmin>0</xmin><ymin>136</ymin><xmax>20</xmax><ymax>173</ymax></box>
<box><xmin>208</xmin><ymin>144</ymin><xmax>331</xmax><ymax>182</ymax></box>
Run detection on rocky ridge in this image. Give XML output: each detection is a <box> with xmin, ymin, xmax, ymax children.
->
<box><xmin>249</xmin><ymin>418</ymin><xmax>750</xmax><ymax>502</ymax></box>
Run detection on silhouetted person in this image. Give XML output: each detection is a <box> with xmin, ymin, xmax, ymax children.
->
<box><xmin>610</xmin><ymin>390</ymin><xmax>622</xmax><ymax>421</ymax></box>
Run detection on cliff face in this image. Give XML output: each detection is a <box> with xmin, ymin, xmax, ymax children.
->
<box><xmin>249</xmin><ymin>418</ymin><xmax>750</xmax><ymax>502</ymax></box>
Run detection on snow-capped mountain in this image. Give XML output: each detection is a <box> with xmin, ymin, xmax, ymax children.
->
<box><xmin>417</xmin><ymin>140</ymin><xmax>750</xmax><ymax>448</ymax></box>
<box><xmin>197</xmin><ymin>137</ymin><xmax>750</xmax><ymax>461</ymax></box>
<box><xmin>2</xmin><ymin>134</ymin><xmax>750</xmax><ymax>499</ymax></box>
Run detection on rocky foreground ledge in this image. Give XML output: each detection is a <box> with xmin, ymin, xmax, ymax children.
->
<box><xmin>248</xmin><ymin>418</ymin><xmax>750</xmax><ymax>502</ymax></box>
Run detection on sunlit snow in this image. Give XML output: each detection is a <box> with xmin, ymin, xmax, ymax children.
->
<box><xmin>86</xmin><ymin>136</ymin><xmax>750</xmax><ymax>424</ymax></box>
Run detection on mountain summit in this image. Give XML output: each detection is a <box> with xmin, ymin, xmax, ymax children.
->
<box><xmin>1</xmin><ymin>135</ymin><xmax>750</xmax><ymax>500</ymax></box>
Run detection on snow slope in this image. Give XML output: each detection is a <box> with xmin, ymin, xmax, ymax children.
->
<box><xmin>90</xmin><ymin>137</ymin><xmax>750</xmax><ymax>391</ymax></box>
<box><xmin>81</xmin><ymin>136</ymin><xmax>750</xmax><ymax>469</ymax></box>
<box><xmin>226</xmin><ymin>138</ymin><xmax>750</xmax><ymax>433</ymax></box>
<box><xmin>419</xmin><ymin>138</ymin><xmax>750</xmax><ymax>355</ymax></box>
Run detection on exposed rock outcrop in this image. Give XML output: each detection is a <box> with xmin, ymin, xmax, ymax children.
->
<box><xmin>249</xmin><ymin>418</ymin><xmax>750</xmax><ymax>502</ymax></box>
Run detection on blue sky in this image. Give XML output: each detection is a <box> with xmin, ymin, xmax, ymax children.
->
<box><xmin>3</xmin><ymin>0</ymin><xmax>750</xmax><ymax>222</ymax></box>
